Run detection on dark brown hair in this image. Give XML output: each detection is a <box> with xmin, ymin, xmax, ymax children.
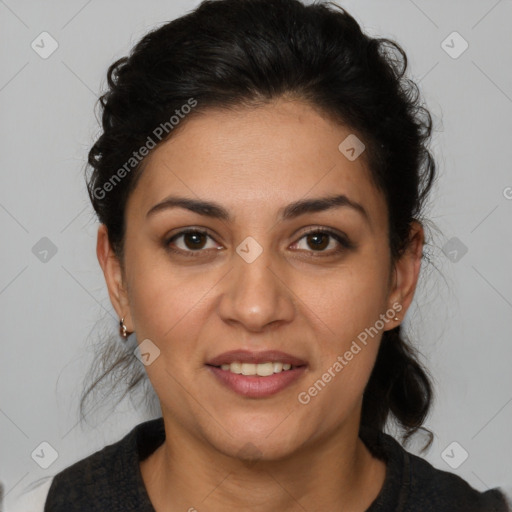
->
<box><xmin>82</xmin><ymin>0</ymin><xmax>436</xmax><ymax>450</ymax></box>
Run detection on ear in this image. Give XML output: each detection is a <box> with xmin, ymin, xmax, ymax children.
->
<box><xmin>384</xmin><ymin>220</ymin><xmax>424</xmax><ymax>330</ymax></box>
<box><xmin>96</xmin><ymin>224</ymin><xmax>133</xmax><ymax>332</ymax></box>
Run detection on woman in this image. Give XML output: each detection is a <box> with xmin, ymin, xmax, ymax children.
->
<box><xmin>25</xmin><ymin>0</ymin><xmax>510</xmax><ymax>510</ymax></box>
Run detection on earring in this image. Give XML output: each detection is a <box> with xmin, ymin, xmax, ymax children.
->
<box><xmin>394</xmin><ymin>302</ymin><xmax>402</xmax><ymax>322</ymax></box>
<box><xmin>120</xmin><ymin>317</ymin><xmax>128</xmax><ymax>339</ymax></box>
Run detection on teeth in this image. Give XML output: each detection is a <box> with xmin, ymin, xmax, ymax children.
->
<box><xmin>219</xmin><ymin>361</ymin><xmax>295</xmax><ymax>375</ymax></box>
<box><xmin>229</xmin><ymin>362</ymin><xmax>242</xmax><ymax>374</ymax></box>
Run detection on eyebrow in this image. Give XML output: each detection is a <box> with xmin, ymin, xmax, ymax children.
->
<box><xmin>146</xmin><ymin>194</ymin><xmax>370</xmax><ymax>224</ymax></box>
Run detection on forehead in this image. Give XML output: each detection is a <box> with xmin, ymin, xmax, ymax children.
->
<box><xmin>126</xmin><ymin>100</ymin><xmax>387</xmax><ymax>227</ymax></box>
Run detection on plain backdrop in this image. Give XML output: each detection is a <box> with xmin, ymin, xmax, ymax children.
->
<box><xmin>1</xmin><ymin>0</ymin><xmax>511</xmax><ymax>509</ymax></box>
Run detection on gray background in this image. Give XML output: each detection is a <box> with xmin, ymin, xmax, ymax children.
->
<box><xmin>1</xmin><ymin>0</ymin><xmax>511</xmax><ymax>508</ymax></box>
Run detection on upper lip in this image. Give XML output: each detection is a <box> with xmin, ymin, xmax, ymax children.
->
<box><xmin>206</xmin><ymin>350</ymin><xmax>307</xmax><ymax>367</ymax></box>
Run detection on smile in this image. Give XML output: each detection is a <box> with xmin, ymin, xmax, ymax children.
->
<box><xmin>217</xmin><ymin>361</ymin><xmax>296</xmax><ymax>376</ymax></box>
<box><xmin>206</xmin><ymin>363</ymin><xmax>307</xmax><ymax>398</ymax></box>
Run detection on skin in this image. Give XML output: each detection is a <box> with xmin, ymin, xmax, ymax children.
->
<box><xmin>97</xmin><ymin>98</ymin><xmax>424</xmax><ymax>512</ymax></box>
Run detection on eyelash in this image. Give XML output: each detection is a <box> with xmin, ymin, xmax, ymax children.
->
<box><xmin>164</xmin><ymin>227</ymin><xmax>355</xmax><ymax>258</ymax></box>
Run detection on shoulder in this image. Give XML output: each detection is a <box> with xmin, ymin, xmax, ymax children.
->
<box><xmin>42</xmin><ymin>417</ymin><xmax>164</xmax><ymax>511</ymax></box>
<box><xmin>362</xmin><ymin>427</ymin><xmax>511</xmax><ymax>512</ymax></box>
<box><xmin>387</xmin><ymin>431</ymin><xmax>510</xmax><ymax>511</ymax></box>
<box><xmin>406</xmin><ymin>448</ymin><xmax>510</xmax><ymax>511</ymax></box>
<box><xmin>42</xmin><ymin>433</ymin><xmax>126</xmax><ymax>511</ymax></box>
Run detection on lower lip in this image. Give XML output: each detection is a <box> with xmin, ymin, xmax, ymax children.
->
<box><xmin>206</xmin><ymin>365</ymin><xmax>307</xmax><ymax>398</ymax></box>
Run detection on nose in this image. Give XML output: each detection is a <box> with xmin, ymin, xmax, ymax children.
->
<box><xmin>217</xmin><ymin>241</ymin><xmax>296</xmax><ymax>332</ymax></box>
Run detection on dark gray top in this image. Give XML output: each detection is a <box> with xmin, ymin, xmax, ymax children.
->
<box><xmin>44</xmin><ymin>417</ymin><xmax>510</xmax><ymax>511</ymax></box>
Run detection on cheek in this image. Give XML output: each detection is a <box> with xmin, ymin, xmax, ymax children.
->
<box><xmin>124</xmin><ymin>253</ymin><xmax>213</xmax><ymax>409</ymax></box>
<box><xmin>297</xmin><ymin>255</ymin><xmax>390</xmax><ymax>351</ymax></box>
<box><xmin>124</xmin><ymin>247</ymin><xmax>216</xmax><ymax>373</ymax></box>
<box><xmin>296</xmin><ymin>295</ymin><xmax>384</xmax><ymax>430</ymax></box>
<box><xmin>293</xmin><ymin>253</ymin><xmax>390</xmax><ymax>409</ymax></box>
<box><xmin>125</xmin><ymin>242</ymin><xmax>201</xmax><ymax>330</ymax></box>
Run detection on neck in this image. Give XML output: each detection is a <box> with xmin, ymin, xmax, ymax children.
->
<box><xmin>140</xmin><ymin>413</ymin><xmax>386</xmax><ymax>512</ymax></box>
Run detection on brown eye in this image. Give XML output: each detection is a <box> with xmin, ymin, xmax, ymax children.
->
<box><xmin>305</xmin><ymin>232</ymin><xmax>330</xmax><ymax>251</ymax></box>
<box><xmin>181</xmin><ymin>231</ymin><xmax>208</xmax><ymax>250</ymax></box>
<box><xmin>165</xmin><ymin>228</ymin><xmax>221</xmax><ymax>255</ymax></box>
<box><xmin>292</xmin><ymin>228</ymin><xmax>355</xmax><ymax>256</ymax></box>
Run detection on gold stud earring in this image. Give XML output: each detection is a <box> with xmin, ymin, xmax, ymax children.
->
<box><xmin>394</xmin><ymin>302</ymin><xmax>402</xmax><ymax>322</ymax></box>
<box><xmin>120</xmin><ymin>317</ymin><xmax>128</xmax><ymax>339</ymax></box>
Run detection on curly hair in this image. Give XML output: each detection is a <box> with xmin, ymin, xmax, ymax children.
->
<box><xmin>82</xmin><ymin>0</ymin><xmax>437</xmax><ymax>451</ymax></box>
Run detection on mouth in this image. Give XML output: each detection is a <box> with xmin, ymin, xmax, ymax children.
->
<box><xmin>205</xmin><ymin>349</ymin><xmax>308</xmax><ymax>398</ymax></box>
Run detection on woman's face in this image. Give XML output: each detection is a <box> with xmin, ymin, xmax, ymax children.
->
<box><xmin>100</xmin><ymin>99</ymin><xmax>418</xmax><ymax>460</ymax></box>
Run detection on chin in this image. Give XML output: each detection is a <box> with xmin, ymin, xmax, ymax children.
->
<box><xmin>202</xmin><ymin>417</ymin><xmax>310</xmax><ymax>463</ymax></box>
<box><xmin>217</xmin><ymin>436</ymin><xmax>300</xmax><ymax>464</ymax></box>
